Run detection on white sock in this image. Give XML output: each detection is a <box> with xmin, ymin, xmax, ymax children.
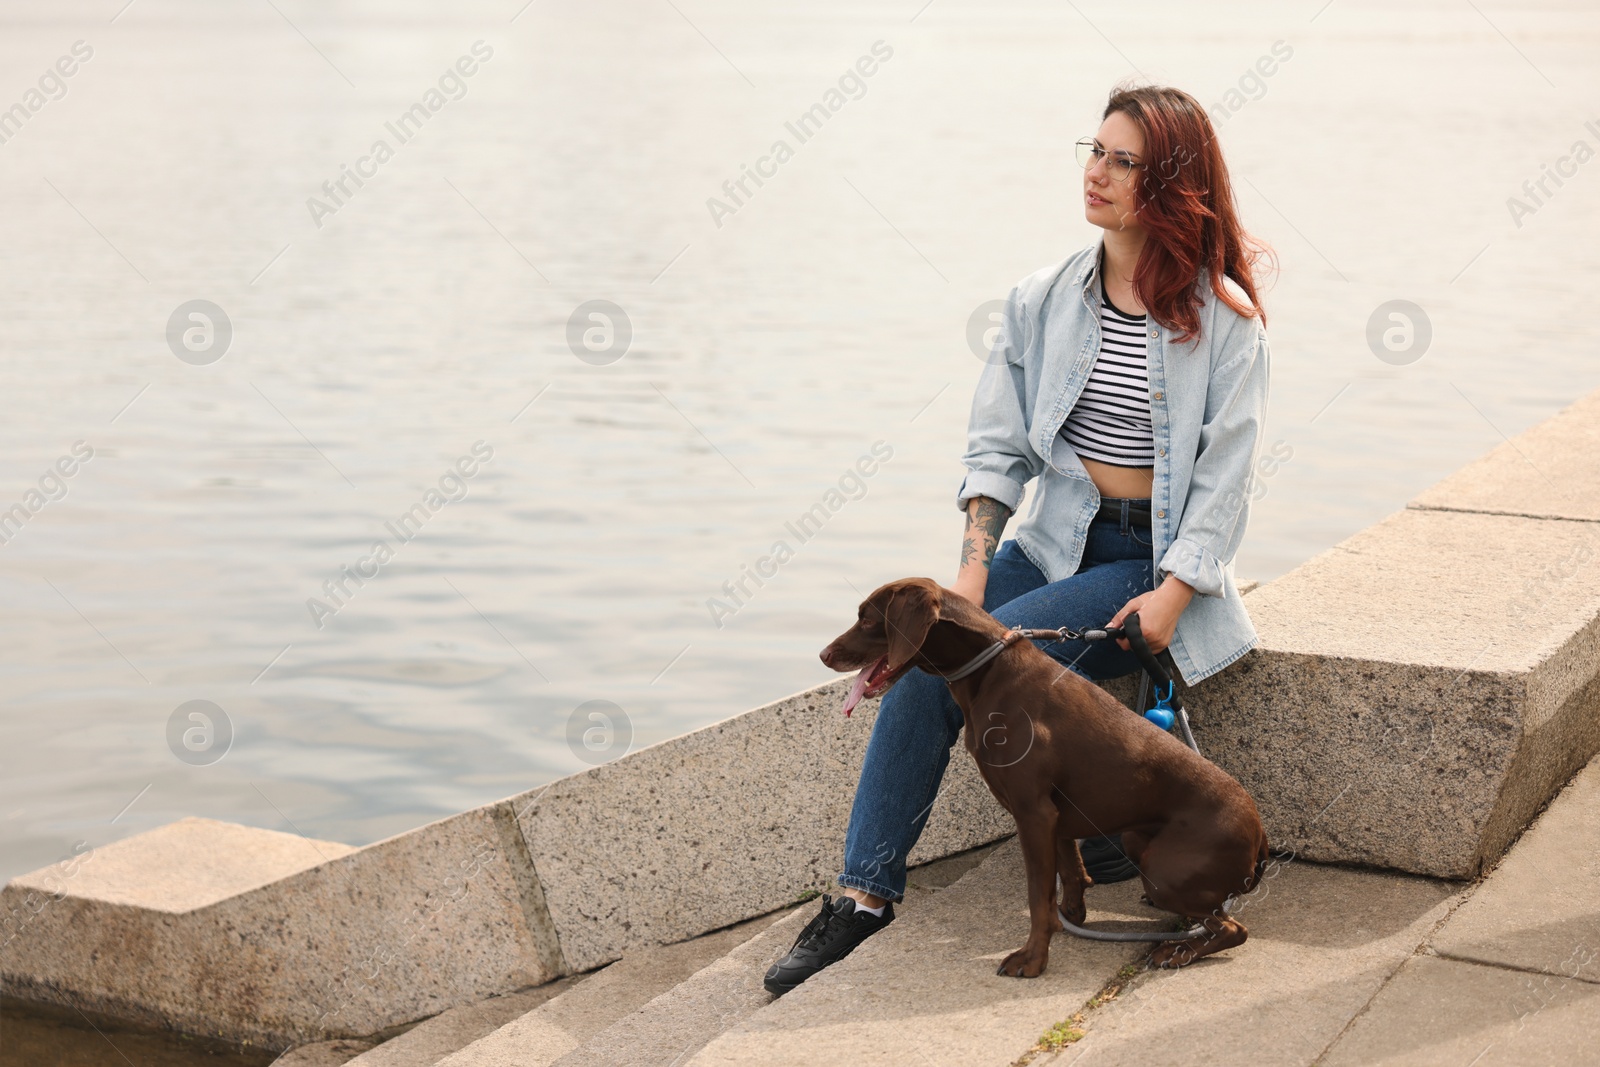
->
<box><xmin>851</xmin><ymin>900</ymin><xmax>886</xmax><ymax>917</ymax></box>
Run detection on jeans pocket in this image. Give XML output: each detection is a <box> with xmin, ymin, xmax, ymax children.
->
<box><xmin>1128</xmin><ymin>523</ymin><xmax>1154</xmax><ymax>548</ymax></box>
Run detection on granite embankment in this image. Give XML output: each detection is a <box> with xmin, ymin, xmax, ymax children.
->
<box><xmin>5</xmin><ymin>387</ymin><xmax>1600</xmax><ymax>1064</ymax></box>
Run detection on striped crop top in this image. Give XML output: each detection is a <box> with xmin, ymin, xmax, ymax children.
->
<box><xmin>1058</xmin><ymin>279</ymin><xmax>1154</xmax><ymax>468</ymax></box>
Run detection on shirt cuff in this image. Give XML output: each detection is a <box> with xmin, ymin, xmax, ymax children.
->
<box><xmin>1157</xmin><ymin>536</ymin><xmax>1227</xmax><ymax>599</ymax></box>
<box><xmin>955</xmin><ymin>470</ymin><xmax>1026</xmax><ymax>513</ymax></box>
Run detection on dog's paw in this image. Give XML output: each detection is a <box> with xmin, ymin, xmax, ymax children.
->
<box><xmin>1148</xmin><ymin>941</ymin><xmax>1199</xmax><ymax>969</ymax></box>
<box><xmin>997</xmin><ymin>946</ymin><xmax>1048</xmax><ymax>978</ymax></box>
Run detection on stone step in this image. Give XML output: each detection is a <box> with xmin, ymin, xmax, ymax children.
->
<box><xmin>302</xmin><ymin>845</ymin><xmax>997</xmax><ymax>1066</ymax></box>
<box><xmin>337</xmin><ymin>975</ymin><xmax>585</xmax><ymax>1067</ymax></box>
<box><xmin>1318</xmin><ymin>753</ymin><xmax>1600</xmax><ymax>1066</ymax></box>
<box><xmin>1038</xmin><ymin>860</ymin><xmax>1464</xmax><ymax>1065</ymax></box>
<box><xmin>682</xmin><ymin>836</ymin><xmax>1159</xmax><ymax>1067</ymax></box>
<box><xmin>428</xmin><ymin>906</ymin><xmax>799</xmax><ymax>1067</ymax></box>
<box><xmin>538</xmin><ymin>904</ymin><xmax>810</xmax><ymax>1067</ymax></box>
<box><xmin>1427</xmin><ymin>748</ymin><xmax>1600</xmax><ymax>980</ymax></box>
<box><xmin>274</xmin><ymin>902</ymin><xmax>811</xmax><ymax>1067</ymax></box>
<box><xmin>543</xmin><ymin>842</ymin><xmax>1003</xmax><ymax>1067</ymax></box>
<box><xmin>1039</xmin><ymin>752</ymin><xmax>1600</xmax><ymax>1066</ymax></box>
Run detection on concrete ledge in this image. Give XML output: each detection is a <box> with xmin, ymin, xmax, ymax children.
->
<box><xmin>1409</xmin><ymin>388</ymin><xmax>1600</xmax><ymax>522</ymax></box>
<box><xmin>2</xmin><ymin>804</ymin><xmax>563</xmax><ymax>1047</ymax></box>
<box><xmin>513</xmin><ymin>675</ymin><xmax>1015</xmax><ymax>972</ymax></box>
<box><xmin>1186</xmin><ymin>503</ymin><xmax>1600</xmax><ymax>878</ymax></box>
<box><xmin>1</xmin><ymin>678</ymin><xmax>1017</xmax><ymax>1046</ymax></box>
<box><xmin>3</xmin><ymin>818</ymin><xmax>358</xmax><ymax>912</ymax></box>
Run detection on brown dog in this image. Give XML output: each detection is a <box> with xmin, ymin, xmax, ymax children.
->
<box><xmin>823</xmin><ymin>577</ymin><xmax>1269</xmax><ymax>976</ymax></box>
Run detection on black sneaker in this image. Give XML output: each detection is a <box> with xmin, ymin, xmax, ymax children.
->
<box><xmin>763</xmin><ymin>893</ymin><xmax>895</xmax><ymax>995</ymax></box>
<box><xmin>1079</xmin><ymin>834</ymin><xmax>1139</xmax><ymax>884</ymax></box>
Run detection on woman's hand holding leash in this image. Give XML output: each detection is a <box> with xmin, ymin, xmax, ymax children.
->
<box><xmin>1108</xmin><ymin>575</ymin><xmax>1195</xmax><ymax>654</ymax></box>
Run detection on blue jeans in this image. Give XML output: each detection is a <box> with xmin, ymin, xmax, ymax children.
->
<box><xmin>837</xmin><ymin>498</ymin><xmax>1158</xmax><ymax>902</ymax></box>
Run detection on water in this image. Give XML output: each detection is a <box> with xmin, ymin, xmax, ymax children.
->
<box><xmin>0</xmin><ymin>997</ymin><xmax>272</xmax><ymax>1067</ymax></box>
<box><xmin>2</xmin><ymin>0</ymin><xmax>1597</xmax><ymax>891</ymax></box>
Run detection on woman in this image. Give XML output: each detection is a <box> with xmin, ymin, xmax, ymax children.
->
<box><xmin>765</xmin><ymin>83</ymin><xmax>1274</xmax><ymax>995</ymax></box>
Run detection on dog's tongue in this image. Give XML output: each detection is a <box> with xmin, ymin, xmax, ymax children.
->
<box><xmin>839</xmin><ymin>658</ymin><xmax>884</xmax><ymax>718</ymax></box>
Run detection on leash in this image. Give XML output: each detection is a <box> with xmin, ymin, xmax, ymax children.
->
<box><xmin>1057</xmin><ymin>906</ymin><xmax>1210</xmax><ymax>943</ymax></box>
<box><xmin>941</xmin><ymin>612</ymin><xmax>1200</xmax><ymax>755</ymax></box>
<box><xmin>1118</xmin><ymin>613</ymin><xmax>1200</xmax><ymax>754</ymax></box>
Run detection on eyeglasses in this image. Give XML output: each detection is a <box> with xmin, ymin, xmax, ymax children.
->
<box><xmin>1075</xmin><ymin>138</ymin><xmax>1143</xmax><ymax>182</ymax></box>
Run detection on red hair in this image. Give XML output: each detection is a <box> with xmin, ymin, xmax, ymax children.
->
<box><xmin>1104</xmin><ymin>83</ymin><xmax>1275</xmax><ymax>345</ymax></box>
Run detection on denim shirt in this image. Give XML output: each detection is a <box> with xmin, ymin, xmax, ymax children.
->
<box><xmin>957</xmin><ymin>238</ymin><xmax>1271</xmax><ymax>685</ymax></box>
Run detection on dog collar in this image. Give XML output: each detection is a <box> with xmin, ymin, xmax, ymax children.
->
<box><xmin>941</xmin><ymin>630</ymin><xmax>1028</xmax><ymax>681</ymax></box>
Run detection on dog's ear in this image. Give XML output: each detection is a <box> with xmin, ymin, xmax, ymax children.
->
<box><xmin>883</xmin><ymin>582</ymin><xmax>941</xmax><ymax>672</ymax></box>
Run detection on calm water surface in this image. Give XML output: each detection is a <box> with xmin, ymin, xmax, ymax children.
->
<box><xmin>1</xmin><ymin>0</ymin><xmax>1598</xmax><ymax>884</ymax></box>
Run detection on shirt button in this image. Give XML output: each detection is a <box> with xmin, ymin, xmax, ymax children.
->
<box><xmin>1158</xmin><ymin>447</ymin><xmax>1166</xmax><ymax>456</ymax></box>
<box><xmin>1149</xmin><ymin>329</ymin><xmax>1158</xmax><ymax>338</ymax></box>
<box><xmin>1153</xmin><ymin>391</ymin><xmax>1163</xmax><ymax>400</ymax></box>
<box><xmin>1157</xmin><ymin>509</ymin><xmax>1166</xmax><ymax>518</ymax></box>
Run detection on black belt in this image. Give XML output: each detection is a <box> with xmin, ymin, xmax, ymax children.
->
<box><xmin>1095</xmin><ymin>499</ymin><xmax>1153</xmax><ymax>528</ymax></box>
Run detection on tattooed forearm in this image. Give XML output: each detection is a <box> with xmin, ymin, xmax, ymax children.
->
<box><xmin>960</xmin><ymin>497</ymin><xmax>1012</xmax><ymax>572</ymax></box>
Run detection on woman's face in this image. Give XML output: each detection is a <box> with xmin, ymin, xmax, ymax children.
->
<box><xmin>1084</xmin><ymin>110</ymin><xmax>1145</xmax><ymax>234</ymax></box>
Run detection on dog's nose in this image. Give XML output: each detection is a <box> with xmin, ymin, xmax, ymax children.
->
<box><xmin>819</xmin><ymin>647</ymin><xmax>835</xmax><ymax>669</ymax></box>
